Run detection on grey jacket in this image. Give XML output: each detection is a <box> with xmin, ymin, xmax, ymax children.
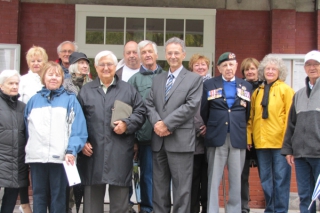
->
<box><xmin>145</xmin><ymin>67</ymin><xmax>203</xmax><ymax>152</ymax></box>
<box><xmin>282</xmin><ymin>77</ymin><xmax>320</xmax><ymax>158</ymax></box>
<box><xmin>77</xmin><ymin>76</ymin><xmax>146</xmax><ymax>186</ymax></box>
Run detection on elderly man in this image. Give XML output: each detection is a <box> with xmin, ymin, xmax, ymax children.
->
<box><xmin>77</xmin><ymin>50</ymin><xmax>146</xmax><ymax>213</ymax></box>
<box><xmin>116</xmin><ymin>41</ymin><xmax>141</xmax><ymax>82</ymax></box>
<box><xmin>201</xmin><ymin>52</ymin><xmax>252</xmax><ymax>213</ymax></box>
<box><xmin>282</xmin><ymin>50</ymin><xmax>320</xmax><ymax>213</ymax></box>
<box><xmin>56</xmin><ymin>41</ymin><xmax>77</xmax><ymax>79</ymax></box>
<box><xmin>128</xmin><ymin>40</ymin><xmax>164</xmax><ymax>213</ymax></box>
<box><xmin>145</xmin><ymin>37</ymin><xmax>203</xmax><ymax>213</ymax></box>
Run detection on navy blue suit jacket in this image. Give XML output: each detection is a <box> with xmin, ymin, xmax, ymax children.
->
<box><xmin>201</xmin><ymin>75</ymin><xmax>252</xmax><ymax>149</ymax></box>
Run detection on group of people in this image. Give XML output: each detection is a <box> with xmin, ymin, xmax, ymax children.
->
<box><xmin>0</xmin><ymin>36</ymin><xmax>319</xmax><ymax>213</ymax></box>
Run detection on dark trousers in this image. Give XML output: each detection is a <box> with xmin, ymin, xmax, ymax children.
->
<box><xmin>191</xmin><ymin>154</ymin><xmax>208</xmax><ymax>213</ymax></box>
<box><xmin>0</xmin><ymin>187</ymin><xmax>20</xmax><ymax>213</ymax></box>
<box><xmin>30</xmin><ymin>163</ymin><xmax>68</xmax><ymax>213</ymax></box>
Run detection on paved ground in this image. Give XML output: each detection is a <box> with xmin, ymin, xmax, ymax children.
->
<box><xmin>8</xmin><ymin>191</ymin><xmax>319</xmax><ymax>213</ymax></box>
<box><xmin>12</xmin><ymin>204</ymin><xmax>303</xmax><ymax>213</ymax></box>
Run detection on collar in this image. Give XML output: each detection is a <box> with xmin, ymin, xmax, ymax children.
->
<box><xmin>168</xmin><ymin>65</ymin><xmax>183</xmax><ymax>78</ymax></box>
<box><xmin>142</xmin><ymin>64</ymin><xmax>159</xmax><ymax>73</ymax></box>
<box><xmin>100</xmin><ymin>77</ymin><xmax>115</xmax><ymax>87</ymax></box>
<box><xmin>222</xmin><ymin>76</ymin><xmax>235</xmax><ymax>82</ymax></box>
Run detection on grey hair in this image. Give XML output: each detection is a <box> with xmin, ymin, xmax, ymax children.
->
<box><xmin>0</xmin><ymin>70</ymin><xmax>20</xmax><ymax>85</ymax></box>
<box><xmin>57</xmin><ymin>41</ymin><xmax>78</xmax><ymax>54</ymax></box>
<box><xmin>68</xmin><ymin>61</ymin><xmax>90</xmax><ymax>75</ymax></box>
<box><xmin>258</xmin><ymin>54</ymin><xmax>288</xmax><ymax>81</ymax></box>
<box><xmin>165</xmin><ymin>37</ymin><xmax>186</xmax><ymax>53</ymax></box>
<box><xmin>94</xmin><ymin>51</ymin><xmax>118</xmax><ymax>66</ymax></box>
<box><xmin>137</xmin><ymin>40</ymin><xmax>158</xmax><ymax>56</ymax></box>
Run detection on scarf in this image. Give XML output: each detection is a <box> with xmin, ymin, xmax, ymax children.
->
<box><xmin>0</xmin><ymin>89</ymin><xmax>20</xmax><ymax>109</ymax></box>
<box><xmin>71</xmin><ymin>73</ymin><xmax>91</xmax><ymax>89</ymax></box>
<box><xmin>261</xmin><ymin>80</ymin><xmax>277</xmax><ymax>119</ymax></box>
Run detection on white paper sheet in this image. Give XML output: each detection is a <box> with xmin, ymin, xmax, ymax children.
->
<box><xmin>63</xmin><ymin>161</ymin><xmax>81</xmax><ymax>186</ymax></box>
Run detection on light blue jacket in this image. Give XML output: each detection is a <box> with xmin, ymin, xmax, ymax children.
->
<box><xmin>24</xmin><ymin>86</ymin><xmax>88</xmax><ymax>163</ymax></box>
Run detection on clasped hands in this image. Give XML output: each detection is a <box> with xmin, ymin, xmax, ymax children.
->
<box><xmin>154</xmin><ymin>121</ymin><xmax>171</xmax><ymax>137</ymax></box>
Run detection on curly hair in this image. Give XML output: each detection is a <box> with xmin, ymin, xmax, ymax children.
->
<box><xmin>258</xmin><ymin>54</ymin><xmax>288</xmax><ymax>82</ymax></box>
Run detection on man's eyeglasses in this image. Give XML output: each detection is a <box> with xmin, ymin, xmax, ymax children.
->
<box><xmin>305</xmin><ymin>63</ymin><xmax>320</xmax><ymax>68</ymax></box>
<box><xmin>98</xmin><ymin>63</ymin><xmax>115</xmax><ymax>68</ymax></box>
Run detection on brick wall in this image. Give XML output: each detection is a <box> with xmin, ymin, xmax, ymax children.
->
<box><xmin>215</xmin><ymin>10</ymin><xmax>271</xmax><ymax>77</ymax></box>
<box><xmin>296</xmin><ymin>12</ymin><xmax>317</xmax><ymax>53</ymax></box>
<box><xmin>0</xmin><ymin>0</ymin><xmax>20</xmax><ymax>43</ymax></box>
<box><xmin>19</xmin><ymin>3</ymin><xmax>75</xmax><ymax>74</ymax></box>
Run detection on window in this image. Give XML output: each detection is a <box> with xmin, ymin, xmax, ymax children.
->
<box><xmin>76</xmin><ymin>5</ymin><xmax>216</xmax><ymax>75</ymax></box>
<box><xmin>0</xmin><ymin>44</ymin><xmax>21</xmax><ymax>72</ymax></box>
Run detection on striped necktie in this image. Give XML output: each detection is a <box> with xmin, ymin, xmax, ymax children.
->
<box><xmin>165</xmin><ymin>74</ymin><xmax>174</xmax><ymax>100</ymax></box>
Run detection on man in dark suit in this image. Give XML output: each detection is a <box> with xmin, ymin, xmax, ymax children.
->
<box><xmin>201</xmin><ymin>52</ymin><xmax>252</xmax><ymax>213</ymax></box>
<box><xmin>145</xmin><ymin>37</ymin><xmax>203</xmax><ymax>213</ymax></box>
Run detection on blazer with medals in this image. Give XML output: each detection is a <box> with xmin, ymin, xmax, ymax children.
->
<box><xmin>201</xmin><ymin>75</ymin><xmax>252</xmax><ymax>149</ymax></box>
<box><xmin>145</xmin><ymin>67</ymin><xmax>203</xmax><ymax>152</ymax></box>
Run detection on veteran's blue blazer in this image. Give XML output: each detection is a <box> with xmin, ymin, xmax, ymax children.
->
<box><xmin>201</xmin><ymin>75</ymin><xmax>252</xmax><ymax>149</ymax></box>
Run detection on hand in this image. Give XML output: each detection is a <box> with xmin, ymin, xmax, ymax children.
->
<box><xmin>113</xmin><ymin>120</ymin><xmax>127</xmax><ymax>134</ymax></box>
<box><xmin>133</xmin><ymin>142</ymin><xmax>138</xmax><ymax>161</ymax></box>
<box><xmin>154</xmin><ymin>121</ymin><xmax>171</xmax><ymax>137</ymax></box>
<box><xmin>199</xmin><ymin>125</ymin><xmax>206</xmax><ymax>136</ymax></box>
<box><xmin>247</xmin><ymin>144</ymin><xmax>252</xmax><ymax>151</ymax></box>
<box><xmin>82</xmin><ymin>142</ymin><xmax>93</xmax><ymax>157</ymax></box>
<box><xmin>65</xmin><ymin>154</ymin><xmax>75</xmax><ymax>166</ymax></box>
<box><xmin>285</xmin><ymin>155</ymin><xmax>294</xmax><ymax>167</ymax></box>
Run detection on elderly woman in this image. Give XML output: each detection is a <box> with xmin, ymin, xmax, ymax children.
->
<box><xmin>239</xmin><ymin>57</ymin><xmax>262</xmax><ymax>213</ymax></box>
<box><xmin>0</xmin><ymin>70</ymin><xmax>28</xmax><ymax>213</ymax></box>
<box><xmin>19</xmin><ymin>45</ymin><xmax>48</xmax><ymax>104</ymax></box>
<box><xmin>247</xmin><ymin>55</ymin><xmax>294</xmax><ymax>213</ymax></box>
<box><xmin>63</xmin><ymin>52</ymin><xmax>92</xmax><ymax>95</ymax></box>
<box><xmin>189</xmin><ymin>54</ymin><xmax>210</xmax><ymax>213</ymax></box>
<box><xmin>63</xmin><ymin>52</ymin><xmax>91</xmax><ymax>213</ymax></box>
<box><xmin>24</xmin><ymin>61</ymin><xmax>88</xmax><ymax>213</ymax></box>
<box><xmin>18</xmin><ymin>45</ymin><xmax>48</xmax><ymax>213</ymax></box>
<box><xmin>77</xmin><ymin>50</ymin><xmax>146</xmax><ymax>213</ymax></box>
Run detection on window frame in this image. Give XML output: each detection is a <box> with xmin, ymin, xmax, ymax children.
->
<box><xmin>75</xmin><ymin>5</ymin><xmax>216</xmax><ymax>74</ymax></box>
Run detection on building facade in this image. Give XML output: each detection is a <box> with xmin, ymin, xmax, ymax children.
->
<box><xmin>1</xmin><ymin>0</ymin><xmax>318</xmax><ymax>208</ymax></box>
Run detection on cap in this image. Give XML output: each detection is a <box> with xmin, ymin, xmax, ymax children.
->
<box><xmin>304</xmin><ymin>50</ymin><xmax>320</xmax><ymax>64</ymax></box>
<box><xmin>69</xmin><ymin>52</ymin><xmax>90</xmax><ymax>65</ymax></box>
<box><xmin>217</xmin><ymin>52</ymin><xmax>236</xmax><ymax>65</ymax></box>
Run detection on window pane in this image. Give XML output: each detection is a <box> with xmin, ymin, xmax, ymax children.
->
<box><xmin>146</xmin><ymin>19</ymin><xmax>164</xmax><ymax>46</ymax></box>
<box><xmin>166</xmin><ymin>19</ymin><xmax>183</xmax><ymax>40</ymax></box>
<box><xmin>106</xmin><ymin>17</ymin><xmax>124</xmax><ymax>45</ymax></box>
<box><xmin>126</xmin><ymin>18</ymin><xmax>144</xmax><ymax>43</ymax></box>
<box><xmin>86</xmin><ymin>17</ymin><xmax>104</xmax><ymax>44</ymax></box>
<box><xmin>186</xmin><ymin>20</ymin><xmax>204</xmax><ymax>47</ymax></box>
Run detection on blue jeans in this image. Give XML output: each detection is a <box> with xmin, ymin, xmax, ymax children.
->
<box><xmin>256</xmin><ymin>149</ymin><xmax>291</xmax><ymax>213</ymax></box>
<box><xmin>30</xmin><ymin>163</ymin><xmax>68</xmax><ymax>213</ymax></box>
<box><xmin>139</xmin><ymin>144</ymin><xmax>153</xmax><ymax>212</ymax></box>
<box><xmin>294</xmin><ymin>158</ymin><xmax>320</xmax><ymax>213</ymax></box>
<box><xmin>0</xmin><ymin>187</ymin><xmax>19</xmax><ymax>213</ymax></box>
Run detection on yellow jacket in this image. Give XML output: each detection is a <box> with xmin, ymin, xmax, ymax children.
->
<box><xmin>247</xmin><ymin>80</ymin><xmax>294</xmax><ymax>149</ymax></box>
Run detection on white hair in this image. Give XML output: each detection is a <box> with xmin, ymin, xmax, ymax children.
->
<box><xmin>138</xmin><ymin>40</ymin><xmax>158</xmax><ymax>56</ymax></box>
<box><xmin>94</xmin><ymin>51</ymin><xmax>118</xmax><ymax>66</ymax></box>
<box><xmin>57</xmin><ymin>41</ymin><xmax>78</xmax><ymax>54</ymax></box>
<box><xmin>68</xmin><ymin>60</ymin><xmax>90</xmax><ymax>75</ymax></box>
<box><xmin>0</xmin><ymin>70</ymin><xmax>20</xmax><ymax>85</ymax></box>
